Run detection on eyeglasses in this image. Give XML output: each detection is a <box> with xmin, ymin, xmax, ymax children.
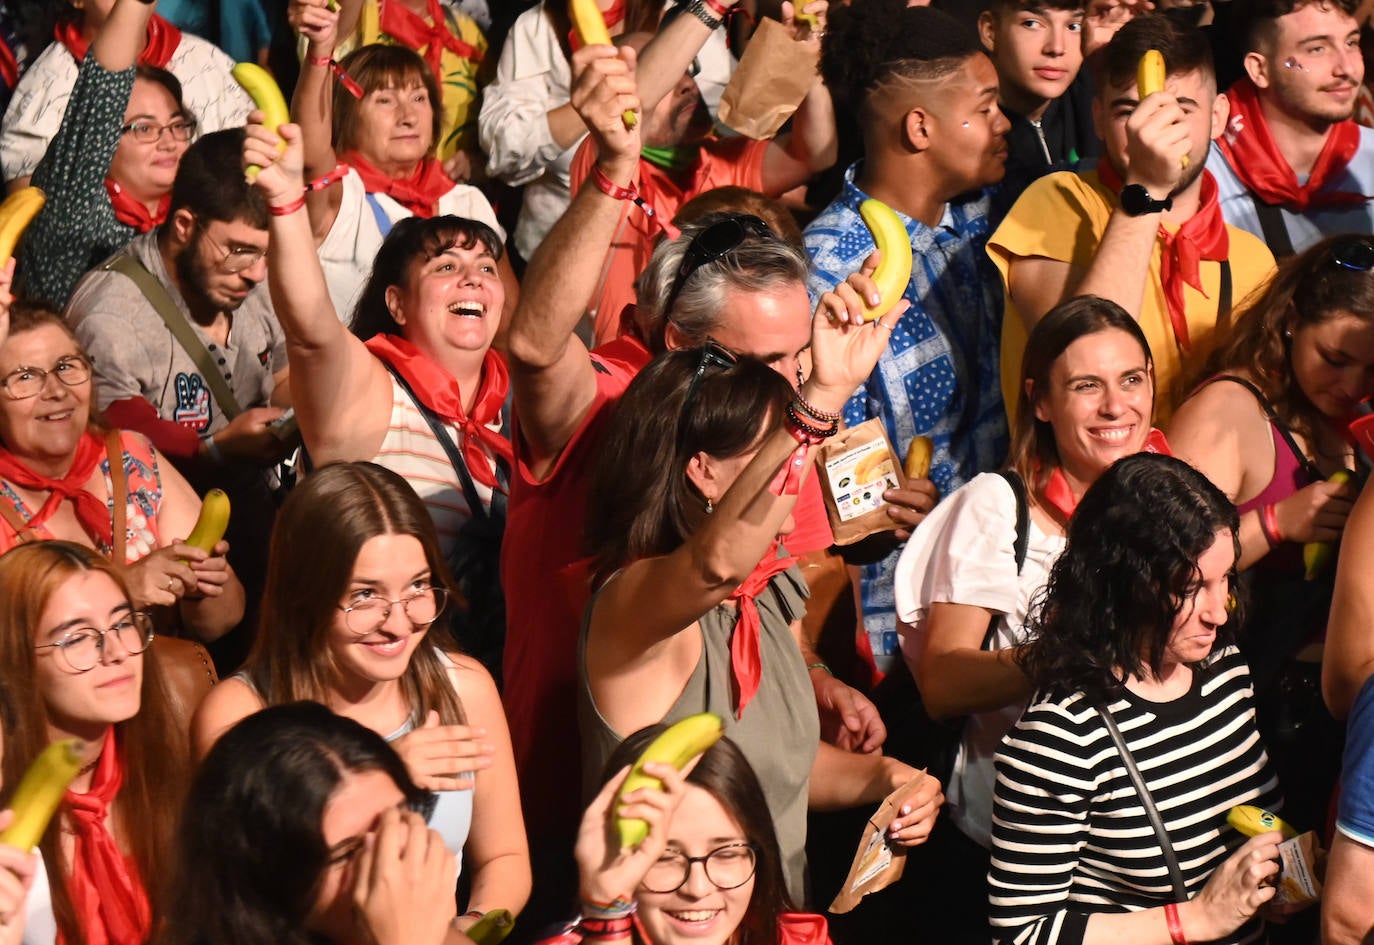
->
<box><xmin>0</xmin><ymin>355</ymin><xmax>91</xmax><ymax>400</ymax></box>
<box><xmin>641</xmin><ymin>842</ymin><xmax>760</xmax><ymax>894</ymax></box>
<box><xmin>678</xmin><ymin>339</ymin><xmax>740</xmax><ymax>437</ymax></box>
<box><xmin>198</xmin><ymin>226</ymin><xmax>267</xmax><ymax>274</ymax></box>
<box><xmin>34</xmin><ymin>612</ymin><xmax>154</xmax><ymax>673</ymax></box>
<box><xmin>338</xmin><ymin>586</ymin><xmax>449</xmax><ymax>635</ymax></box>
<box><xmin>1332</xmin><ymin>238</ymin><xmax>1374</xmax><ymax>272</ymax></box>
<box><xmin>661</xmin><ymin>215</ymin><xmax>773</xmax><ymax>318</ymax></box>
<box><xmin>120</xmin><ymin>119</ymin><xmax>196</xmax><ymax>144</ymax></box>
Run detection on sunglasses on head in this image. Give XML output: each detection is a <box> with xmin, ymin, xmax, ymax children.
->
<box><xmin>662</xmin><ymin>215</ymin><xmax>773</xmax><ymax>318</ymax></box>
<box><xmin>678</xmin><ymin>339</ymin><xmax>740</xmax><ymax>438</ymax></box>
<box><xmin>1331</xmin><ymin>238</ymin><xmax>1374</xmax><ymax>272</ymax></box>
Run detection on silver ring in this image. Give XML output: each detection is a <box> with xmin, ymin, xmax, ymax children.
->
<box><xmin>876</xmin><ymin>322</ymin><xmax>893</xmax><ymax>332</ymax></box>
<box><xmin>167</xmin><ymin>577</ymin><xmax>176</xmax><ymax>591</ymax></box>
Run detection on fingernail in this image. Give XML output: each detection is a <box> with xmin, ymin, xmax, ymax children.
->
<box><xmin>869</xmin><ymin>292</ymin><xmax>880</xmax><ymax>305</ymax></box>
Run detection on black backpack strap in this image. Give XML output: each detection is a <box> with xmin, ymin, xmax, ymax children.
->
<box><xmin>1251</xmin><ymin>195</ymin><xmax>1295</xmax><ymax>259</ymax></box>
<box><xmin>1217</xmin><ymin>260</ymin><xmax>1233</xmax><ymax>336</ymax></box>
<box><xmin>981</xmin><ymin>470</ymin><xmax>1032</xmax><ymax>649</ymax></box>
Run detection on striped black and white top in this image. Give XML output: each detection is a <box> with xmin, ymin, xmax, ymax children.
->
<box><xmin>989</xmin><ymin>645</ymin><xmax>1281</xmax><ymax>945</ymax></box>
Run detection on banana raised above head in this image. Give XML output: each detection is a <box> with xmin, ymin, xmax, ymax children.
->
<box><xmin>904</xmin><ymin>436</ymin><xmax>933</xmax><ymax>480</ymax></box>
<box><xmin>1227</xmin><ymin>804</ymin><xmax>1298</xmax><ymax>840</ymax></box>
<box><xmin>857</xmin><ymin>199</ymin><xmax>913</xmax><ymax>323</ymax></box>
<box><xmin>568</xmin><ymin>0</ymin><xmax>638</xmax><ymax>128</ymax></box>
<box><xmin>1303</xmin><ymin>469</ymin><xmax>1353</xmax><ymax>580</ymax></box>
<box><xmin>0</xmin><ymin>186</ymin><xmax>45</xmax><ymax>267</ymax></box>
<box><xmin>184</xmin><ymin>489</ymin><xmax>231</xmax><ymax>555</ymax></box>
<box><xmin>615</xmin><ymin>713</ymin><xmax>724</xmax><ymax>849</ymax></box>
<box><xmin>1136</xmin><ymin>50</ymin><xmax>1189</xmax><ymax>168</ymax></box>
<box><xmin>232</xmin><ymin>62</ymin><xmax>291</xmax><ymax>181</ymax></box>
<box><xmin>0</xmin><ymin>740</ymin><xmax>84</xmax><ymax>851</ymax></box>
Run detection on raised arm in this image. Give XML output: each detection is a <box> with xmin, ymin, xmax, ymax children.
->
<box><xmin>634</xmin><ymin>0</ymin><xmax>742</xmax><ymax>115</ymax></box>
<box><xmin>288</xmin><ymin>0</ymin><xmax>345</xmax><ymax>239</ymax></box>
<box><xmin>506</xmin><ymin>44</ymin><xmax>642</xmax><ymax>477</ymax></box>
<box><xmin>761</xmin><ymin>1</ymin><xmax>837</xmax><ymax>194</ymax></box>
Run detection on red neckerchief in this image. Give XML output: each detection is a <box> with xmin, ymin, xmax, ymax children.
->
<box><xmin>568</xmin><ymin>0</ymin><xmax>626</xmax><ymax>50</ymax></box>
<box><xmin>379</xmin><ymin>0</ymin><xmax>482</xmax><ymax>82</ymax></box>
<box><xmin>0</xmin><ymin>431</ymin><xmax>112</xmax><ymax>547</ymax></box>
<box><xmin>777</xmin><ymin>913</ymin><xmax>832</xmax><ymax>945</ymax></box>
<box><xmin>364</xmin><ymin>333</ymin><xmax>512</xmax><ymax>490</ymax></box>
<box><xmin>1041</xmin><ymin>428</ymin><xmax>1172</xmax><ymax>519</ymax></box>
<box><xmin>58</xmin><ymin>729</ymin><xmax>151</xmax><ymax>945</ymax></box>
<box><xmin>1218</xmin><ymin>77</ymin><xmax>1368</xmax><ymax>212</ymax></box>
<box><xmin>726</xmin><ymin>540</ymin><xmax>797</xmax><ymax>719</ymax></box>
<box><xmin>344</xmin><ymin>150</ymin><xmax>453</xmax><ymax>218</ymax></box>
<box><xmin>55</xmin><ymin>14</ymin><xmax>180</xmax><ymax>67</ymax></box>
<box><xmin>104</xmin><ymin>179</ymin><xmax>169</xmax><ymax>232</ymax></box>
<box><xmin>1096</xmin><ymin>160</ymin><xmax>1228</xmax><ymax>353</ymax></box>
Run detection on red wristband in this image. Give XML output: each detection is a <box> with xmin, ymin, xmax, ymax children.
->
<box><xmin>590</xmin><ymin>165</ymin><xmax>671</xmax><ymax>236</ymax></box>
<box><xmin>702</xmin><ymin>0</ymin><xmax>731</xmax><ymax>18</ymax></box>
<box><xmin>1164</xmin><ymin>903</ymin><xmax>1187</xmax><ymax>945</ymax></box>
<box><xmin>307</xmin><ymin>53</ymin><xmax>364</xmax><ymax>98</ymax></box>
<box><xmin>1258</xmin><ymin>503</ymin><xmax>1283</xmax><ymax>548</ymax></box>
<box><xmin>268</xmin><ymin>195</ymin><xmax>306</xmax><ymax>216</ymax></box>
<box><xmin>305</xmin><ymin>163</ymin><xmax>349</xmax><ymax>192</ymax></box>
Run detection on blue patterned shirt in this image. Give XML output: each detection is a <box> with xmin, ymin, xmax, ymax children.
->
<box><xmin>804</xmin><ymin>163</ymin><xmax>1009</xmax><ymax>667</ymax></box>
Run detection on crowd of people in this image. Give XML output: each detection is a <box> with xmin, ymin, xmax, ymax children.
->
<box><xmin>1</xmin><ymin>0</ymin><xmax>1374</xmax><ymax>943</ymax></box>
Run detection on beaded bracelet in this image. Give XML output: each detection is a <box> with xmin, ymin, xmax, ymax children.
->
<box><xmin>785</xmin><ymin>401</ymin><xmax>837</xmax><ymax>440</ymax></box>
<box><xmin>792</xmin><ymin>389</ymin><xmax>842</xmax><ymax>424</ymax></box>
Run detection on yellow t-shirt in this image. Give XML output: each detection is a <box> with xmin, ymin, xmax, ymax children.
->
<box><xmin>338</xmin><ymin>0</ymin><xmax>488</xmax><ymax>162</ymax></box>
<box><xmin>988</xmin><ymin>170</ymin><xmax>1276</xmax><ymax>426</ymax></box>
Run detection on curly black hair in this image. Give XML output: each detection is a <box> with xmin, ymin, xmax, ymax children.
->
<box><xmin>1018</xmin><ymin>453</ymin><xmax>1242</xmax><ymax>703</ymax></box>
<box><xmin>820</xmin><ymin>0</ymin><xmax>983</xmax><ymax>115</ymax></box>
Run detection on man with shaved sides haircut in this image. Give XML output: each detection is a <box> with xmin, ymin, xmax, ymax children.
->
<box><xmin>804</xmin><ymin>0</ymin><xmax>1011</xmax><ymax>707</ymax></box>
<box><xmin>1206</xmin><ymin>0</ymin><xmax>1374</xmax><ymax>256</ymax></box>
<box><xmin>990</xmin><ymin>14</ymin><xmax>1276</xmax><ymax>423</ymax></box>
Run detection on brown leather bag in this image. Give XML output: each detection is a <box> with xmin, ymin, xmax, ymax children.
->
<box><xmin>152</xmin><ymin>635</ymin><xmax>218</xmax><ymax>722</ymax></box>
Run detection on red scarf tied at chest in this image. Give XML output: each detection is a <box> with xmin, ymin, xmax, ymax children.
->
<box><xmin>58</xmin><ymin>729</ymin><xmax>152</xmax><ymax>945</ymax></box>
<box><xmin>1097</xmin><ymin>159</ymin><xmax>1229</xmax><ymax>353</ymax></box>
<box><xmin>1218</xmin><ymin>77</ymin><xmax>1368</xmax><ymax>213</ymax></box>
<box><xmin>0</xmin><ymin>431</ymin><xmax>113</xmax><ymax>547</ymax></box>
<box><xmin>344</xmin><ymin>150</ymin><xmax>454</xmax><ymax>218</ymax></box>
<box><xmin>726</xmin><ymin>540</ymin><xmax>798</xmax><ymax>719</ymax></box>
<box><xmin>1041</xmin><ymin>428</ymin><xmax>1172</xmax><ymax>519</ymax></box>
<box><xmin>365</xmin><ymin>333</ymin><xmax>512</xmax><ymax>490</ymax></box>
<box><xmin>104</xmin><ymin>179</ymin><xmax>169</xmax><ymax>233</ymax></box>
<box><xmin>56</xmin><ymin>14</ymin><xmax>180</xmax><ymax>67</ymax></box>
<box><xmin>379</xmin><ymin>0</ymin><xmax>482</xmax><ymax>84</ymax></box>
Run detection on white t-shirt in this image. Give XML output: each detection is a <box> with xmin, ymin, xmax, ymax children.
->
<box><xmin>1</xmin><ymin>32</ymin><xmax>253</xmax><ymax>183</ymax></box>
<box><xmin>21</xmin><ymin>849</ymin><xmax>55</xmax><ymax>945</ymax></box>
<box><xmin>893</xmin><ymin>472</ymin><xmax>1065</xmax><ymax>848</ymax></box>
<box><xmin>320</xmin><ymin>167</ymin><xmax>506</xmax><ymax>322</ymax></box>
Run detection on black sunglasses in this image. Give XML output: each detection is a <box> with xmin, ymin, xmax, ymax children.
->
<box><xmin>678</xmin><ymin>340</ymin><xmax>740</xmax><ymax>439</ymax></box>
<box><xmin>662</xmin><ymin>215</ymin><xmax>772</xmax><ymax>318</ymax></box>
<box><xmin>1332</xmin><ymin>238</ymin><xmax>1374</xmax><ymax>272</ymax></box>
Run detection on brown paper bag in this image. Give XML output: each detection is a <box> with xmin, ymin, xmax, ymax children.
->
<box><xmin>829</xmin><ymin>773</ymin><xmax>930</xmax><ymax>913</ymax></box>
<box><xmin>816</xmin><ymin>418</ymin><xmax>904</xmax><ymax>545</ymax></box>
<box><xmin>716</xmin><ymin>17</ymin><xmax>819</xmax><ymax>140</ymax></box>
<box><xmin>1272</xmin><ymin>831</ymin><xmax>1323</xmax><ymax>907</ymax></box>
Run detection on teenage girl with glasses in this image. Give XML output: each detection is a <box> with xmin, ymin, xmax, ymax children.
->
<box><xmin>191</xmin><ymin>462</ymin><xmax>530</xmax><ymax>935</ymax></box>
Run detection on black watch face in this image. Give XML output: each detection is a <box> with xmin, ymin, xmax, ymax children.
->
<box><xmin>1121</xmin><ymin>184</ymin><xmax>1169</xmax><ymax>215</ymax></box>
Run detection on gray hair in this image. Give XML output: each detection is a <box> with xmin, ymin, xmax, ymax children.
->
<box><xmin>634</xmin><ymin>213</ymin><xmax>811</xmax><ymax>352</ymax></box>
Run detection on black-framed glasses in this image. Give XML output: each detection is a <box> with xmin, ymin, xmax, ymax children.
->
<box><xmin>1332</xmin><ymin>238</ymin><xmax>1374</xmax><ymax>272</ymax></box>
<box><xmin>662</xmin><ymin>215</ymin><xmax>773</xmax><ymax>318</ymax></box>
<box><xmin>640</xmin><ymin>842</ymin><xmax>760</xmax><ymax>894</ymax></box>
<box><xmin>0</xmin><ymin>355</ymin><xmax>91</xmax><ymax>400</ymax></box>
<box><xmin>120</xmin><ymin>118</ymin><xmax>196</xmax><ymax>144</ymax></box>
<box><xmin>337</xmin><ymin>586</ymin><xmax>449</xmax><ymax>635</ymax></box>
<box><xmin>678</xmin><ymin>339</ymin><xmax>740</xmax><ymax>436</ymax></box>
<box><xmin>34</xmin><ymin>612</ymin><xmax>154</xmax><ymax>673</ymax></box>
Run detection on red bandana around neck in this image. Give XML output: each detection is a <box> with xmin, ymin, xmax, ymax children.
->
<box><xmin>568</xmin><ymin>0</ymin><xmax>626</xmax><ymax>50</ymax></box>
<box><xmin>1218</xmin><ymin>77</ymin><xmax>1368</xmax><ymax>213</ymax></box>
<box><xmin>56</xmin><ymin>14</ymin><xmax>180</xmax><ymax>68</ymax></box>
<box><xmin>365</xmin><ymin>333</ymin><xmax>512</xmax><ymax>490</ymax></box>
<box><xmin>1096</xmin><ymin>159</ymin><xmax>1229</xmax><ymax>353</ymax></box>
<box><xmin>379</xmin><ymin>0</ymin><xmax>483</xmax><ymax>83</ymax></box>
<box><xmin>344</xmin><ymin>150</ymin><xmax>453</xmax><ymax>218</ymax></box>
<box><xmin>59</xmin><ymin>729</ymin><xmax>152</xmax><ymax>945</ymax></box>
<box><xmin>104</xmin><ymin>179</ymin><xmax>169</xmax><ymax>233</ymax></box>
<box><xmin>1041</xmin><ymin>428</ymin><xmax>1172</xmax><ymax>519</ymax></box>
<box><xmin>726</xmin><ymin>541</ymin><xmax>797</xmax><ymax>719</ymax></box>
<box><xmin>0</xmin><ymin>431</ymin><xmax>113</xmax><ymax>547</ymax></box>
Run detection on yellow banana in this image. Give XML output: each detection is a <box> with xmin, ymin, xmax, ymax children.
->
<box><xmin>904</xmin><ymin>436</ymin><xmax>933</xmax><ymax>480</ymax></box>
<box><xmin>1303</xmin><ymin>469</ymin><xmax>1353</xmax><ymax>580</ymax></box>
<box><xmin>1227</xmin><ymin>804</ymin><xmax>1298</xmax><ymax>840</ymax></box>
<box><xmin>858</xmin><ymin>198</ymin><xmax>912</xmax><ymax>324</ymax></box>
<box><xmin>0</xmin><ymin>740</ymin><xmax>84</xmax><ymax>851</ymax></box>
<box><xmin>0</xmin><ymin>186</ymin><xmax>45</xmax><ymax>267</ymax></box>
<box><xmin>794</xmin><ymin>10</ymin><xmax>819</xmax><ymax>27</ymax></box>
<box><xmin>1136</xmin><ymin>50</ymin><xmax>1188</xmax><ymax>168</ymax></box>
<box><xmin>568</xmin><ymin>0</ymin><xmax>638</xmax><ymax>128</ymax></box>
<box><xmin>184</xmin><ymin>489</ymin><xmax>231</xmax><ymax>555</ymax></box>
<box><xmin>466</xmin><ymin>910</ymin><xmax>515</xmax><ymax>945</ymax></box>
<box><xmin>615</xmin><ymin>713</ymin><xmax>724</xmax><ymax>848</ymax></box>
<box><xmin>232</xmin><ymin>63</ymin><xmax>291</xmax><ymax>181</ymax></box>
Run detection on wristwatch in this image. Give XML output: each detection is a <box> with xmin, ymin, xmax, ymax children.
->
<box><xmin>1119</xmin><ymin>184</ymin><xmax>1173</xmax><ymax>216</ymax></box>
<box><xmin>683</xmin><ymin>0</ymin><xmax>724</xmax><ymax>28</ymax></box>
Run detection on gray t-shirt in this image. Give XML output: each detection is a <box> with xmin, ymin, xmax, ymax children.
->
<box><xmin>64</xmin><ymin>230</ymin><xmax>286</xmax><ymax>437</ymax></box>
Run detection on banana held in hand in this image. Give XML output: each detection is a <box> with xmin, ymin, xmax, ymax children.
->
<box><xmin>466</xmin><ymin>910</ymin><xmax>515</xmax><ymax>945</ymax></box>
<box><xmin>0</xmin><ymin>186</ymin><xmax>45</xmax><ymax>266</ymax></box>
<box><xmin>615</xmin><ymin>713</ymin><xmax>724</xmax><ymax>848</ymax></box>
<box><xmin>1303</xmin><ymin>469</ymin><xmax>1353</xmax><ymax>580</ymax></box>
<box><xmin>857</xmin><ymin>198</ymin><xmax>912</xmax><ymax>323</ymax></box>
<box><xmin>0</xmin><ymin>740</ymin><xmax>84</xmax><ymax>851</ymax></box>
<box><xmin>568</xmin><ymin>0</ymin><xmax>638</xmax><ymax>129</ymax></box>
<box><xmin>232</xmin><ymin>62</ymin><xmax>291</xmax><ymax>181</ymax></box>
<box><xmin>1227</xmin><ymin>804</ymin><xmax>1298</xmax><ymax>840</ymax></box>
<box><xmin>904</xmin><ymin>436</ymin><xmax>933</xmax><ymax>480</ymax></box>
<box><xmin>184</xmin><ymin>489</ymin><xmax>231</xmax><ymax>555</ymax></box>
<box><xmin>1136</xmin><ymin>50</ymin><xmax>1189</xmax><ymax>168</ymax></box>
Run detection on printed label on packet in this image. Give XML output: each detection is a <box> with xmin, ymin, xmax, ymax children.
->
<box><xmin>824</xmin><ymin>439</ymin><xmax>901</xmax><ymax>524</ymax></box>
<box><xmin>1273</xmin><ymin>832</ymin><xmax>1322</xmax><ymax>906</ymax></box>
